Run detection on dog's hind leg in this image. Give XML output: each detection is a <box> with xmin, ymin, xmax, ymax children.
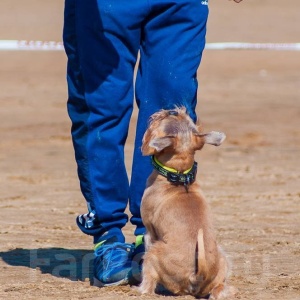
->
<box><xmin>207</xmin><ymin>249</ymin><xmax>235</xmax><ymax>299</ymax></box>
<box><xmin>138</xmin><ymin>252</ymin><xmax>159</xmax><ymax>294</ymax></box>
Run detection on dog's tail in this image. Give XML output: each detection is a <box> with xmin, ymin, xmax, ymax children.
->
<box><xmin>188</xmin><ymin>229</ymin><xmax>208</xmax><ymax>295</ymax></box>
<box><xmin>196</xmin><ymin>228</ymin><xmax>208</xmax><ymax>277</ymax></box>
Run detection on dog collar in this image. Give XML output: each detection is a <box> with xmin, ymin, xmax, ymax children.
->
<box><xmin>151</xmin><ymin>156</ymin><xmax>198</xmax><ymax>186</ymax></box>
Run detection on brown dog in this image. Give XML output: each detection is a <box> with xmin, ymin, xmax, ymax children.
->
<box><xmin>139</xmin><ymin>107</ymin><xmax>233</xmax><ymax>299</ymax></box>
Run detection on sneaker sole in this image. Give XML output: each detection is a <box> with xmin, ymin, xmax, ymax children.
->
<box><xmin>93</xmin><ymin>276</ymin><xmax>129</xmax><ymax>287</ymax></box>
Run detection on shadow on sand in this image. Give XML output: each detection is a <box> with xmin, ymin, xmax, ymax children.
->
<box><xmin>0</xmin><ymin>247</ymin><xmax>93</xmax><ymax>282</ymax></box>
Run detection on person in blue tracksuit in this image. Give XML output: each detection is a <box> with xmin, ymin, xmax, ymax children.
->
<box><xmin>63</xmin><ymin>0</ymin><xmax>242</xmax><ymax>287</ymax></box>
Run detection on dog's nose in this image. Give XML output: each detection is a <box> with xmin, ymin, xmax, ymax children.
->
<box><xmin>168</xmin><ymin>110</ymin><xmax>178</xmax><ymax>116</ymax></box>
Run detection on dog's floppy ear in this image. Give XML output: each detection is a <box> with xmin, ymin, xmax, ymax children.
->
<box><xmin>194</xmin><ymin>131</ymin><xmax>226</xmax><ymax>149</ymax></box>
<box><xmin>142</xmin><ymin>134</ymin><xmax>173</xmax><ymax>156</ymax></box>
<box><xmin>202</xmin><ymin>131</ymin><xmax>226</xmax><ymax>146</ymax></box>
<box><xmin>149</xmin><ymin>137</ymin><xmax>173</xmax><ymax>152</ymax></box>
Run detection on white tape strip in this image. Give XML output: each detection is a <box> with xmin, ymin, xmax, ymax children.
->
<box><xmin>0</xmin><ymin>40</ymin><xmax>300</xmax><ymax>51</ymax></box>
<box><xmin>0</xmin><ymin>40</ymin><xmax>64</xmax><ymax>51</ymax></box>
<box><xmin>205</xmin><ymin>42</ymin><xmax>300</xmax><ymax>51</ymax></box>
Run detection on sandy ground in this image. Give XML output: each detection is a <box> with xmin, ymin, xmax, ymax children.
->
<box><xmin>0</xmin><ymin>0</ymin><xmax>299</xmax><ymax>299</ymax></box>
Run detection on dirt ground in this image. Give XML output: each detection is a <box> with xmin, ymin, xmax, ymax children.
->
<box><xmin>0</xmin><ymin>0</ymin><xmax>299</xmax><ymax>299</ymax></box>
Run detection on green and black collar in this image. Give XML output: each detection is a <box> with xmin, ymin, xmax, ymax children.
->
<box><xmin>151</xmin><ymin>156</ymin><xmax>198</xmax><ymax>187</ymax></box>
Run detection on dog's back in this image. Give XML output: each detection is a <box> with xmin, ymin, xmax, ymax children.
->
<box><xmin>141</xmin><ymin>178</ymin><xmax>220</xmax><ymax>296</ymax></box>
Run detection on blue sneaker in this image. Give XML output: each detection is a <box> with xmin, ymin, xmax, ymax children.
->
<box><xmin>128</xmin><ymin>235</ymin><xmax>145</xmax><ymax>285</ymax></box>
<box><xmin>93</xmin><ymin>237</ymin><xmax>134</xmax><ymax>287</ymax></box>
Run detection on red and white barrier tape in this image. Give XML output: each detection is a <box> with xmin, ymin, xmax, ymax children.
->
<box><xmin>0</xmin><ymin>40</ymin><xmax>300</xmax><ymax>51</ymax></box>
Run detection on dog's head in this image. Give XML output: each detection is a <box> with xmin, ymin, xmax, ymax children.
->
<box><xmin>142</xmin><ymin>107</ymin><xmax>226</xmax><ymax>156</ymax></box>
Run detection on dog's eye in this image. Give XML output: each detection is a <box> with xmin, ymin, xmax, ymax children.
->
<box><xmin>168</xmin><ymin>110</ymin><xmax>178</xmax><ymax>116</ymax></box>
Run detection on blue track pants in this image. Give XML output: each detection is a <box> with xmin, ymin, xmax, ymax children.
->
<box><xmin>63</xmin><ymin>0</ymin><xmax>208</xmax><ymax>243</ymax></box>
